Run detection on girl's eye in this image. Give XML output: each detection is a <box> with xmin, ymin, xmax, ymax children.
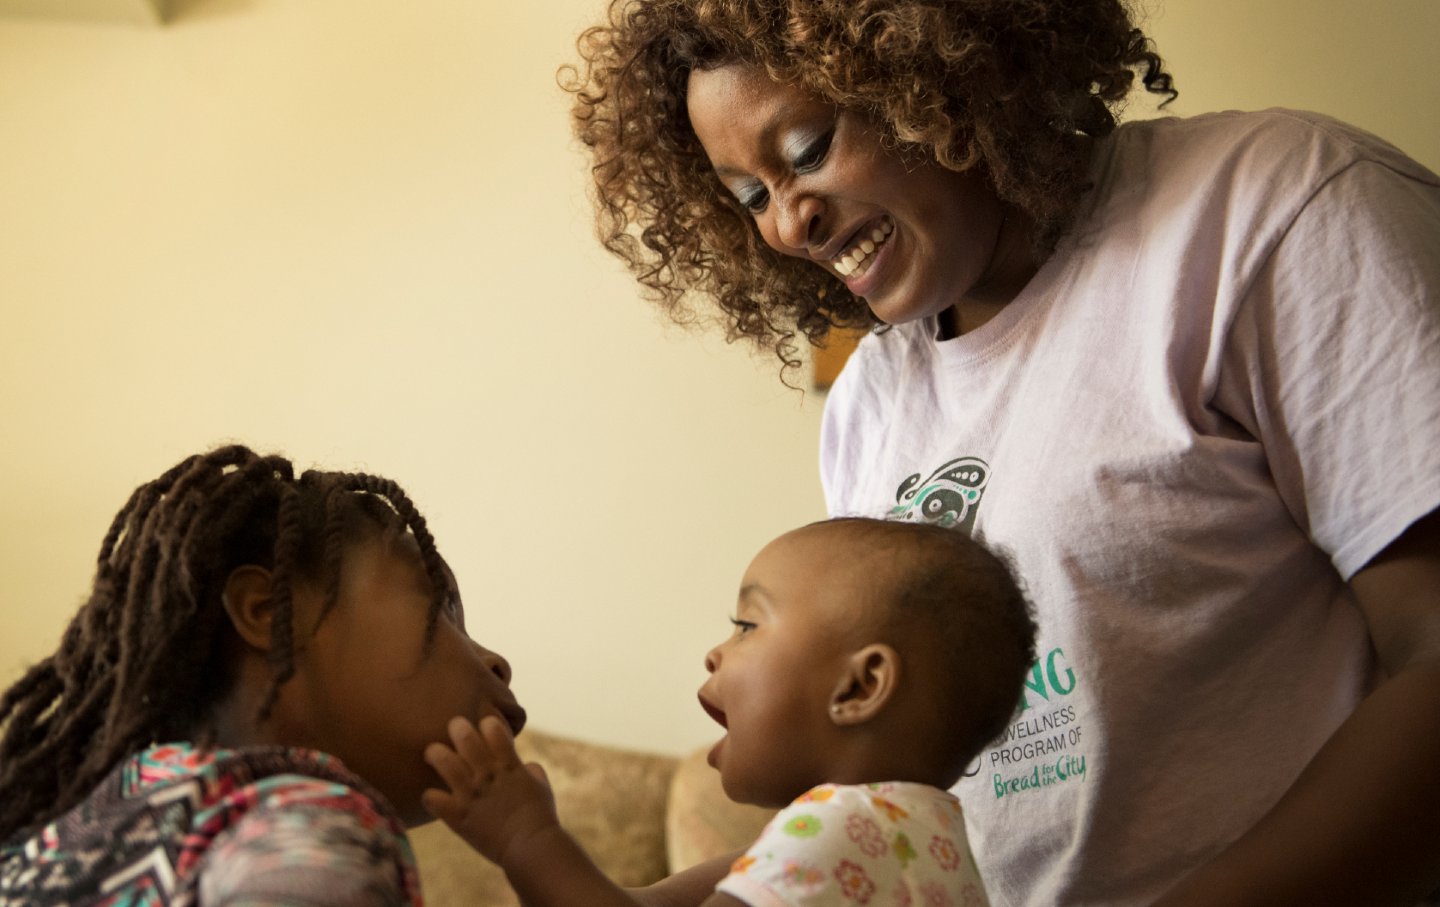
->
<box><xmin>730</xmin><ymin>617</ymin><xmax>757</xmax><ymax>637</ymax></box>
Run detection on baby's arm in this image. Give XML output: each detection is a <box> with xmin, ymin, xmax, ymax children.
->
<box><xmin>424</xmin><ymin>717</ymin><xmax>745</xmax><ymax>907</ymax></box>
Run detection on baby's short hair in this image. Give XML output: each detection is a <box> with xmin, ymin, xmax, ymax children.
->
<box><xmin>819</xmin><ymin>517</ymin><xmax>1037</xmax><ymax>768</ymax></box>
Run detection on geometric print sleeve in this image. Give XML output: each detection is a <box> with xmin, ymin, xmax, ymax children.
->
<box><xmin>0</xmin><ymin>745</ymin><xmax>420</xmax><ymax>907</ymax></box>
<box><xmin>198</xmin><ymin>801</ymin><xmax>412</xmax><ymax>907</ymax></box>
<box><xmin>715</xmin><ymin>783</ymin><xmax>990</xmax><ymax>907</ymax></box>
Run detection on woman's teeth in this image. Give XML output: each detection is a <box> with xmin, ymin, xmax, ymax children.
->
<box><xmin>835</xmin><ymin>219</ymin><xmax>894</xmax><ymax>278</ymax></box>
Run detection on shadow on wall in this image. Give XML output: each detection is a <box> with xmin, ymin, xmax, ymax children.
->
<box><xmin>0</xmin><ymin>0</ymin><xmax>257</xmax><ymax>26</ymax></box>
<box><xmin>166</xmin><ymin>0</ymin><xmax>258</xmax><ymax>23</ymax></box>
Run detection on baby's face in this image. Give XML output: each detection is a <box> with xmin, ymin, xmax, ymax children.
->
<box><xmin>697</xmin><ymin>525</ymin><xmax>873</xmax><ymax>807</ymax></box>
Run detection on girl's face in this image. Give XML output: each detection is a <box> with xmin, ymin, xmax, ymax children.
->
<box><xmin>686</xmin><ymin>62</ymin><xmax>1016</xmax><ymax>328</ymax></box>
<box><xmin>697</xmin><ymin>526</ymin><xmax>865</xmax><ymax>808</ymax></box>
<box><xmin>278</xmin><ymin>533</ymin><xmax>525</xmax><ymax>827</ymax></box>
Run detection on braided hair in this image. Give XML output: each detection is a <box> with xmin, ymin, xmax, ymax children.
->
<box><xmin>0</xmin><ymin>445</ymin><xmax>450</xmax><ymax>843</ymax></box>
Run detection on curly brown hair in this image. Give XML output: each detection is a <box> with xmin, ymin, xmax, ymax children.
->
<box><xmin>564</xmin><ymin>0</ymin><xmax>1175</xmax><ymax>370</ymax></box>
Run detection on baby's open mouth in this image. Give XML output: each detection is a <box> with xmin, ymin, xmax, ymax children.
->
<box><xmin>698</xmin><ymin>695</ymin><xmax>728</xmax><ymax>729</ymax></box>
<box><xmin>834</xmin><ymin>217</ymin><xmax>894</xmax><ymax>278</ymax></box>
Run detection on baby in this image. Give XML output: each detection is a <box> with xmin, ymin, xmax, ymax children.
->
<box><xmin>425</xmin><ymin>516</ymin><xmax>1037</xmax><ymax>907</ymax></box>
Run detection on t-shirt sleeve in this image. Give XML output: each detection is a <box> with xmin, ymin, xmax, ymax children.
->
<box><xmin>1214</xmin><ymin>156</ymin><xmax>1440</xmax><ymax>578</ymax></box>
<box><xmin>197</xmin><ymin>788</ymin><xmax>413</xmax><ymax>907</ymax></box>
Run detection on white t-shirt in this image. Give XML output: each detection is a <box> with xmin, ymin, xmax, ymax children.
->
<box><xmin>716</xmin><ymin>782</ymin><xmax>989</xmax><ymax>907</ymax></box>
<box><xmin>820</xmin><ymin>109</ymin><xmax>1440</xmax><ymax>906</ymax></box>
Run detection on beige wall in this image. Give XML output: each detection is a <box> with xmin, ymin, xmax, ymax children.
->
<box><xmin>1</xmin><ymin>0</ymin><xmax>1435</xmax><ymax>757</ymax></box>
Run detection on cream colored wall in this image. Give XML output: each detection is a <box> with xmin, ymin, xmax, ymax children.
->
<box><xmin>1140</xmin><ymin>0</ymin><xmax>1439</xmax><ymax>166</ymax></box>
<box><xmin>0</xmin><ymin>0</ymin><xmax>1435</xmax><ymax>758</ymax></box>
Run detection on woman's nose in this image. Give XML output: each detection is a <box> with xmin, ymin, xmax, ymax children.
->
<box><xmin>771</xmin><ymin>189</ymin><xmax>824</xmax><ymax>254</ymax></box>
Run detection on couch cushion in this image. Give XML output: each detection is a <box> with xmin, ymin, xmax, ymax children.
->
<box><xmin>664</xmin><ymin>744</ymin><xmax>776</xmax><ymax>873</ymax></box>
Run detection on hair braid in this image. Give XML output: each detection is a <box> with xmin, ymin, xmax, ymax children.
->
<box><xmin>0</xmin><ymin>445</ymin><xmax>445</xmax><ymax>844</ymax></box>
<box><xmin>255</xmin><ymin>481</ymin><xmax>305</xmax><ymax>722</ymax></box>
<box><xmin>339</xmin><ymin>473</ymin><xmax>450</xmax><ymax>645</ymax></box>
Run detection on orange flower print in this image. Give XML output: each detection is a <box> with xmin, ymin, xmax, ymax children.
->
<box><xmin>781</xmin><ymin>860</ymin><xmax>825</xmax><ymax>893</ymax></box>
<box><xmin>784</xmin><ymin>815</ymin><xmax>823</xmax><ymax>838</ymax></box>
<box><xmin>929</xmin><ymin>835</ymin><xmax>962</xmax><ymax>871</ymax></box>
<box><xmin>890</xmin><ymin>880</ymin><xmax>914</xmax><ymax>907</ymax></box>
<box><xmin>920</xmin><ymin>880</ymin><xmax>955</xmax><ymax>907</ymax></box>
<box><xmin>932</xmin><ymin>800</ymin><xmax>960</xmax><ymax>831</ymax></box>
<box><xmin>833</xmin><ymin>860</ymin><xmax>876</xmax><ymax>903</ymax></box>
<box><xmin>871</xmin><ymin>796</ymin><xmax>910</xmax><ymax>822</ymax></box>
<box><xmin>798</xmin><ymin>787</ymin><xmax>837</xmax><ymax>804</ymax></box>
<box><xmin>893</xmin><ymin>832</ymin><xmax>918</xmax><ymax>867</ymax></box>
<box><xmin>730</xmin><ymin>855</ymin><xmax>757</xmax><ymax>874</ymax></box>
<box><xmin>846</xmin><ymin>814</ymin><xmax>887</xmax><ymax>857</ymax></box>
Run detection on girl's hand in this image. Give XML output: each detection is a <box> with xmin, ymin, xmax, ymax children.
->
<box><xmin>422</xmin><ymin>715</ymin><xmax>560</xmax><ymax>867</ymax></box>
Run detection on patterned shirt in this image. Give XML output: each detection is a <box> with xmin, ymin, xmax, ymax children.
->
<box><xmin>0</xmin><ymin>742</ymin><xmax>421</xmax><ymax>907</ymax></box>
<box><xmin>717</xmin><ymin>782</ymin><xmax>990</xmax><ymax>906</ymax></box>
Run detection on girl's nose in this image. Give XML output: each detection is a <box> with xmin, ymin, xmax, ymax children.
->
<box><xmin>479</xmin><ymin>646</ymin><xmax>513</xmax><ymax>685</ymax></box>
<box><xmin>704</xmin><ymin>643</ymin><xmax>722</xmax><ymax>674</ymax></box>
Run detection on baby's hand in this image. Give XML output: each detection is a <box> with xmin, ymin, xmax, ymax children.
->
<box><xmin>423</xmin><ymin>715</ymin><xmax>560</xmax><ymax>867</ymax></box>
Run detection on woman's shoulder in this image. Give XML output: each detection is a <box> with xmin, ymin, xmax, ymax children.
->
<box><xmin>1107</xmin><ymin>108</ymin><xmax>1434</xmax><ymax>187</ymax></box>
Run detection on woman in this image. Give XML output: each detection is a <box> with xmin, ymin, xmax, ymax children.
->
<box><xmin>564</xmin><ymin>1</ymin><xmax>1440</xmax><ymax>905</ymax></box>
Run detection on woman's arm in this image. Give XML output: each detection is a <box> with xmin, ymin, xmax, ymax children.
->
<box><xmin>1155</xmin><ymin>509</ymin><xmax>1440</xmax><ymax>906</ymax></box>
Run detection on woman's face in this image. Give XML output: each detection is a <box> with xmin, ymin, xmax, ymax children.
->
<box><xmin>686</xmin><ymin>61</ymin><xmax>1012</xmax><ymax>327</ymax></box>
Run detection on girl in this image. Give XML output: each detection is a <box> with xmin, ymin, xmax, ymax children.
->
<box><xmin>0</xmin><ymin>445</ymin><xmax>524</xmax><ymax>906</ymax></box>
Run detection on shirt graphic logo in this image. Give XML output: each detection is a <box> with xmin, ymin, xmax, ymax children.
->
<box><xmin>888</xmin><ymin>457</ymin><xmax>990</xmax><ymax>533</ymax></box>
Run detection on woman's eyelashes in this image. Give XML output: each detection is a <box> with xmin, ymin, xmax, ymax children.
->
<box><xmin>789</xmin><ymin>127</ymin><xmax>833</xmax><ymax>173</ymax></box>
<box><xmin>732</xmin><ymin>125</ymin><xmax>836</xmax><ymax>214</ymax></box>
<box><xmin>738</xmin><ymin>184</ymin><xmax>769</xmax><ymax>214</ymax></box>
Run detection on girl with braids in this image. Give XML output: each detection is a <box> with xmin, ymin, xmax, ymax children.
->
<box><xmin>0</xmin><ymin>445</ymin><xmax>526</xmax><ymax>906</ymax></box>
<box><xmin>564</xmin><ymin>1</ymin><xmax>1440</xmax><ymax>905</ymax></box>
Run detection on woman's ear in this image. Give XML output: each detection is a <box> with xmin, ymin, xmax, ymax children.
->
<box><xmin>221</xmin><ymin>565</ymin><xmax>277</xmax><ymax>651</ymax></box>
<box><xmin>829</xmin><ymin>644</ymin><xmax>900</xmax><ymax>726</ymax></box>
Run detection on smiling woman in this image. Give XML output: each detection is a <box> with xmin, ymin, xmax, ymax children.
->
<box><xmin>564</xmin><ymin>0</ymin><xmax>1171</xmax><ymax>372</ymax></box>
<box><xmin>564</xmin><ymin>1</ymin><xmax>1440</xmax><ymax>905</ymax></box>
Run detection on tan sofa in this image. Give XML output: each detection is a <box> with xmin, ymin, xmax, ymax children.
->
<box><xmin>411</xmin><ymin>729</ymin><xmax>776</xmax><ymax>907</ymax></box>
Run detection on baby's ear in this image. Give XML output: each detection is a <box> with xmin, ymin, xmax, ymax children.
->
<box><xmin>828</xmin><ymin>644</ymin><xmax>900</xmax><ymax>726</ymax></box>
<box><xmin>221</xmin><ymin>565</ymin><xmax>278</xmax><ymax>651</ymax></box>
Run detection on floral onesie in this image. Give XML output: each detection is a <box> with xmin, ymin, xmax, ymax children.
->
<box><xmin>716</xmin><ymin>782</ymin><xmax>989</xmax><ymax>907</ymax></box>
